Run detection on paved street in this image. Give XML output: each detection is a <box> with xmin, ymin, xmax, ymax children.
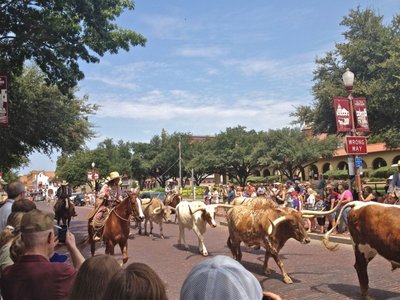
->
<box><xmin>39</xmin><ymin>202</ymin><xmax>400</xmax><ymax>300</ymax></box>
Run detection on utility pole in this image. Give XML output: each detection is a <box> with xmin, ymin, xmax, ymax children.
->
<box><xmin>179</xmin><ymin>137</ymin><xmax>182</xmax><ymax>193</ymax></box>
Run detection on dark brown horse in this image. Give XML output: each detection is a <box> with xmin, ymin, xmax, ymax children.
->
<box><xmin>88</xmin><ymin>192</ymin><xmax>144</xmax><ymax>264</ymax></box>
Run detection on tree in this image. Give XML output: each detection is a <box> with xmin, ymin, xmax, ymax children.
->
<box><xmin>0</xmin><ymin>67</ymin><xmax>96</xmax><ymax>171</ymax></box>
<box><xmin>185</xmin><ymin>141</ymin><xmax>216</xmax><ymax>186</ymax></box>
<box><xmin>0</xmin><ymin>0</ymin><xmax>146</xmax><ymax>93</ymax></box>
<box><xmin>210</xmin><ymin>126</ymin><xmax>262</xmax><ymax>187</ymax></box>
<box><xmin>258</xmin><ymin>128</ymin><xmax>339</xmax><ymax>180</ymax></box>
<box><xmin>291</xmin><ymin>8</ymin><xmax>400</xmax><ymax>146</ymax></box>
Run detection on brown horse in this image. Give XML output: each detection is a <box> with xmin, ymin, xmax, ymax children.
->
<box><xmin>54</xmin><ymin>199</ymin><xmax>75</xmax><ymax>226</ymax></box>
<box><xmin>88</xmin><ymin>192</ymin><xmax>144</xmax><ymax>264</ymax></box>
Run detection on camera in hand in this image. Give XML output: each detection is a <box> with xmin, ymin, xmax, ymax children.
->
<box><xmin>58</xmin><ymin>225</ymin><xmax>68</xmax><ymax>243</ymax></box>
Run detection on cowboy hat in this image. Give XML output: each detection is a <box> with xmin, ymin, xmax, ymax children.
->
<box><xmin>0</xmin><ymin>178</ymin><xmax>7</xmax><ymax>185</ymax></box>
<box><xmin>61</xmin><ymin>180</ymin><xmax>68</xmax><ymax>186</ymax></box>
<box><xmin>107</xmin><ymin>171</ymin><xmax>121</xmax><ymax>183</ymax></box>
<box><xmin>391</xmin><ymin>160</ymin><xmax>400</xmax><ymax>167</ymax></box>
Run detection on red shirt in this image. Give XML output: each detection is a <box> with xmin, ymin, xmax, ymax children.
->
<box><xmin>1</xmin><ymin>255</ymin><xmax>76</xmax><ymax>300</ymax></box>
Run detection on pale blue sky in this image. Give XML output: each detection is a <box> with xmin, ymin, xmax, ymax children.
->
<box><xmin>18</xmin><ymin>0</ymin><xmax>400</xmax><ymax>175</ymax></box>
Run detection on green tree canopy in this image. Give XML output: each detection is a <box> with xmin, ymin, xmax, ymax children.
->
<box><xmin>258</xmin><ymin>128</ymin><xmax>339</xmax><ymax>180</ymax></box>
<box><xmin>1</xmin><ymin>67</ymin><xmax>96</xmax><ymax>171</ymax></box>
<box><xmin>0</xmin><ymin>0</ymin><xmax>146</xmax><ymax>93</ymax></box>
<box><xmin>291</xmin><ymin>7</ymin><xmax>400</xmax><ymax>147</ymax></box>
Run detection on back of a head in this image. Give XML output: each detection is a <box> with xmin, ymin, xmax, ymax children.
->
<box><xmin>102</xmin><ymin>262</ymin><xmax>167</xmax><ymax>300</ymax></box>
<box><xmin>6</xmin><ymin>181</ymin><xmax>25</xmax><ymax>199</ymax></box>
<box><xmin>69</xmin><ymin>255</ymin><xmax>121</xmax><ymax>300</ymax></box>
<box><xmin>180</xmin><ymin>255</ymin><xmax>262</xmax><ymax>300</ymax></box>
<box><xmin>12</xmin><ymin>199</ymin><xmax>36</xmax><ymax>213</ymax></box>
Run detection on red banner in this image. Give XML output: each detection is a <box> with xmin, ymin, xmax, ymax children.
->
<box><xmin>353</xmin><ymin>97</ymin><xmax>369</xmax><ymax>132</ymax></box>
<box><xmin>334</xmin><ymin>97</ymin><xmax>351</xmax><ymax>132</ymax></box>
<box><xmin>0</xmin><ymin>74</ymin><xmax>8</xmax><ymax>128</ymax></box>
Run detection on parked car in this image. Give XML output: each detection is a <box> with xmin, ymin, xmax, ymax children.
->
<box><xmin>139</xmin><ymin>191</ymin><xmax>166</xmax><ymax>201</ymax></box>
<box><xmin>71</xmin><ymin>192</ymin><xmax>85</xmax><ymax>206</ymax></box>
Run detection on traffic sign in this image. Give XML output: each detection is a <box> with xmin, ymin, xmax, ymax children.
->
<box><xmin>345</xmin><ymin>136</ymin><xmax>368</xmax><ymax>155</ymax></box>
<box><xmin>355</xmin><ymin>156</ymin><xmax>363</xmax><ymax>168</ymax></box>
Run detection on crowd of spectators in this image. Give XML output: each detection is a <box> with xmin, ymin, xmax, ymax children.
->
<box><xmin>0</xmin><ymin>177</ymin><xmax>388</xmax><ymax>299</ymax></box>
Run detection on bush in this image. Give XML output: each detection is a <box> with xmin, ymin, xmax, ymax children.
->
<box><xmin>323</xmin><ymin>170</ymin><xmax>349</xmax><ymax>180</ymax></box>
<box><xmin>369</xmin><ymin>166</ymin><xmax>395</xmax><ymax>179</ymax></box>
<box><xmin>247</xmin><ymin>176</ymin><xmax>266</xmax><ymax>184</ymax></box>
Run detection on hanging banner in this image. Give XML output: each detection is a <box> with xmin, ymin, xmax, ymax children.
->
<box><xmin>334</xmin><ymin>97</ymin><xmax>351</xmax><ymax>132</ymax></box>
<box><xmin>0</xmin><ymin>74</ymin><xmax>8</xmax><ymax>128</ymax></box>
<box><xmin>353</xmin><ymin>97</ymin><xmax>369</xmax><ymax>132</ymax></box>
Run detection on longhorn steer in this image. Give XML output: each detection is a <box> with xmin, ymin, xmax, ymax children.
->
<box><xmin>139</xmin><ymin>198</ymin><xmax>173</xmax><ymax>239</ymax></box>
<box><xmin>322</xmin><ymin>201</ymin><xmax>400</xmax><ymax>300</ymax></box>
<box><xmin>176</xmin><ymin>200</ymin><xmax>231</xmax><ymax>256</ymax></box>
<box><xmin>227</xmin><ymin>199</ymin><xmax>338</xmax><ymax>283</ymax></box>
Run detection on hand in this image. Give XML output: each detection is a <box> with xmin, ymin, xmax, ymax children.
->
<box><xmin>65</xmin><ymin>231</ymin><xmax>77</xmax><ymax>249</ymax></box>
<box><xmin>263</xmin><ymin>291</ymin><xmax>282</xmax><ymax>300</ymax></box>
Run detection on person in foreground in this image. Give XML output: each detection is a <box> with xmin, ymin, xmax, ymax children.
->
<box><xmin>180</xmin><ymin>255</ymin><xmax>281</xmax><ymax>300</ymax></box>
<box><xmin>0</xmin><ymin>209</ymin><xmax>85</xmax><ymax>300</ymax></box>
<box><xmin>102</xmin><ymin>262</ymin><xmax>168</xmax><ymax>300</ymax></box>
<box><xmin>69</xmin><ymin>254</ymin><xmax>121</xmax><ymax>300</ymax></box>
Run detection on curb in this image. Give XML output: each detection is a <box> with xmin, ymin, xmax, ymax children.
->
<box><xmin>218</xmin><ymin>220</ymin><xmax>352</xmax><ymax>245</ymax></box>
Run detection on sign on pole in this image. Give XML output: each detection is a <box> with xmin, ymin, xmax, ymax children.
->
<box><xmin>0</xmin><ymin>74</ymin><xmax>8</xmax><ymax>128</ymax></box>
<box><xmin>353</xmin><ymin>98</ymin><xmax>369</xmax><ymax>132</ymax></box>
<box><xmin>334</xmin><ymin>97</ymin><xmax>351</xmax><ymax>132</ymax></box>
<box><xmin>345</xmin><ymin>136</ymin><xmax>368</xmax><ymax>155</ymax></box>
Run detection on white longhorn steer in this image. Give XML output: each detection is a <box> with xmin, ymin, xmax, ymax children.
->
<box><xmin>176</xmin><ymin>200</ymin><xmax>231</xmax><ymax>256</ymax></box>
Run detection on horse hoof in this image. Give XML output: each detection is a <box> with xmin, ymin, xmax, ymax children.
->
<box><xmin>202</xmin><ymin>252</ymin><xmax>209</xmax><ymax>257</ymax></box>
<box><xmin>160</xmin><ymin>235</ymin><xmax>165</xmax><ymax>239</ymax></box>
<box><xmin>149</xmin><ymin>234</ymin><xmax>153</xmax><ymax>238</ymax></box>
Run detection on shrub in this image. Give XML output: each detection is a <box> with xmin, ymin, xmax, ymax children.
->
<box><xmin>369</xmin><ymin>166</ymin><xmax>395</xmax><ymax>179</ymax></box>
<box><xmin>323</xmin><ymin>170</ymin><xmax>349</xmax><ymax>180</ymax></box>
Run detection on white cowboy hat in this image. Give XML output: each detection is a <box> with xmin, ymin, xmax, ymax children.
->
<box><xmin>107</xmin><ymin>171</ymin><xmax>121</xmax><ymax>183</ymax></box>
<box><xmin>388</xmin><ymin>175</ymin><xmax>393</xmax><ymax>180</ymax></box>
<box><xmin>0</xmin><ymin>178</ymin><xmax>7</xmax><ymax>185</ymax></box>
<box><xmin>391</xmin><ymin>160</ymin><xmax>400</xmax><ymax>167</ymax></box>
<box><xmin>61</xmin><ymin>180</ymin><xmax>68</xmax><ymax>186</ymax></box>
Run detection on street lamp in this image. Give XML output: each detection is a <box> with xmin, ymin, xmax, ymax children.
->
<box><xmin>91</xmin><ymin>162</ymin><xmax>95</xmax><ymax>180</ymax></box>
<box><xmin>342</xmin><ymin>68</ymin><xmax>362</xmax><ymax>200</ymax></box>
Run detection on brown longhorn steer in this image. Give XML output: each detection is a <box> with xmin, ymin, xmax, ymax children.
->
<box><xmin>227</xmin><ymin>199</ymin><xmax>339</xmax><ymax>284</ymax></box>
<box><xmin>139</xmin><ymin>197</ymin><xmax>174</xmax><ymax>239</ymax></box>
<box><xmin>322</xmin><ymin>201</ymin><xmax>400</xmax><ymax>300</ymax></box>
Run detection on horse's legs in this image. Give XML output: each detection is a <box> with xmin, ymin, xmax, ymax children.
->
<box><xmin>88</xmin><ymin>223</ymin><xmax>96</xmax><ymax>256</ymax></box>
<box><xmin>105</xmin><ymin>240</ymin><xmax>115</xmax><ymax>255</ymax></box>
<box><xmin>120</xmin><ymin>241</ymin><xmax>128</xmax><ymax>264</ymax></box>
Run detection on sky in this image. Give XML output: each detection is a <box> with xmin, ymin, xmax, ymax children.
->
<box><xmin>17</xmin><ymin>0</ymin><xmax>400</xmax><ymax>175</ymax></box>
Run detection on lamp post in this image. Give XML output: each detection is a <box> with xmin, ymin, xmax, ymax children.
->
<box><xmin>91</xmin><ymin>162</ymin><xmax>95</xmax><ymax>180</ymax></box>
<box><xmin>342</xmin><ymin>68</ymin><xmax>362</xmax><ymax>200</ymax></box>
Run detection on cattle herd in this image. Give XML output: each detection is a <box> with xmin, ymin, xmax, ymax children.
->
<box><xmin>130</xmin><ymin>193</ymin><xmax>399</xmax><ymax>300</ymax></box>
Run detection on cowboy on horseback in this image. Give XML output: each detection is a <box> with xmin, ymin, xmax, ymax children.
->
<box><xmin>89</xmin><ymin>171</ymin><xmax>123</xmax><ymax>241</ymax></box>
<box><xmin>54</xmin><ymin>180</ymin><xmax>77</xmax><ymax>217</ymax></box>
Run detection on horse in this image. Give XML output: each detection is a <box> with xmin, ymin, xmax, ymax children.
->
<box><xmin>54</xmin><ymin>199</ymin><xmax>75</xmax><ymax>226</ymax></box>
<box><xmin>88</xmin><ymin>192</ymin><xmax>144</xmax><ymax>264</ymax></box>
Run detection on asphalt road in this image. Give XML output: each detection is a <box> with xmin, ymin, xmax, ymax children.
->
<box><xmin>39</xmin><ymin>202</ymin><xmax>400</xmax><ymax>300</ymax></box>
